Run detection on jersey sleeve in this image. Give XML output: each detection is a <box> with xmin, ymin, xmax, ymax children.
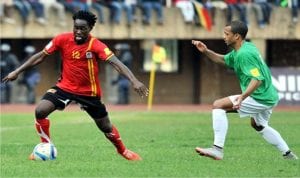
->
<box><xmin>239</xmin><ymin>53</ymin><xmax>264</xmax><ymax>80</ymax></box>
<box><xmin>43</xmin><ymin>34</ymin><xmax>63</xmax><ymax>55</ymax></box>
<box><xmin>224</xmin><ymin>50</ymin><xmax>234</xmax><ymax>69</ymax></box>
<box><xmin>92</xmin><ymin>40</ymin><xmax>114</xmax><ymax>61</ymax></box>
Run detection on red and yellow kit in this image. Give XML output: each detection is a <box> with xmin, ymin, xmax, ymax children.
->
<box><xmin>43</xmin><ymin>32</ymin><xmax>114</xmax><ymax>97</ymax></box>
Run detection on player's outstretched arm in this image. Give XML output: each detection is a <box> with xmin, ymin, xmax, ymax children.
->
<box><xmin>2</xmin><ymin>51</ymin><xmax>47</xmax><ymax>83</ymax></box>
<box><xmin>107</xmin><ymin>56</ymin><xmax>149</xmax><ymax>98</ymax></box>
<box><xmin>192</xmin><ymin>40</ymin><xmax>225</xmax><ymax>65</ymax></box>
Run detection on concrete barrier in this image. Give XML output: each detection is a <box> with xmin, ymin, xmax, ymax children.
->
<box><xmin>1</xmin><ymin>7</ymin><xmax>299</xmax><ymax>39</ymax></box>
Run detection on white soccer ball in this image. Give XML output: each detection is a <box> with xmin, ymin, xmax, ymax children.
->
<box><xmin>32</xmin><ymin>143</ymin><xmax>57</xmax><ymax>161</ymax></box>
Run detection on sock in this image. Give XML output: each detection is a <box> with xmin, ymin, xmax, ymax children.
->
<box><xmin>259</xmin><ymin>126</ymin><xmax>290</xmax><ymax>154</ymax></box>
<box><xmin>105</xmin><ymin>125</ymin><xmax>126</xmax><ymax>154</ymax></box>
<box><xmin>212</xmin><ymin>109</ymin><xmax>228</xmax><ymax>148</ymax></box>
<box><xmin>35</xmin><ymin>118</ymin><xmax>50</xmax><ymax>143</ymax></box>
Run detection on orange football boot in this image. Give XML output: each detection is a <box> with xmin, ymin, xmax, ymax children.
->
<box><xmin>120</xmin><ymin>149</ymin><xmax>142</xmax><ymax>161</ymax></box>
<box><xmin>28</xmin><ymin>153</ymin><xmax>35</xmax><ymax>160</ymax></box>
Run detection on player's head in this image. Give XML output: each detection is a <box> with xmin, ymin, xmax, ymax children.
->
<box><xmin>229</xmin><ymin>20</ymin><xmax>248</xmax><ymax>39</ymax></box>
<box><xmin>223</xmin><ymin>20</ymin><xmax>248</xmax><ymax>47</ymax></box>
<box><xmin>72</xmin><ymin>10</ymin><xmax>97</xmax><ymax>44</ymax></box>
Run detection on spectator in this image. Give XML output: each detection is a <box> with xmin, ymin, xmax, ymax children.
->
<box><xmin>246</xmin><ymin>0</ymin><xmax>264</xmax><ymax>27</ymax></box>
<box><xmin>246</xmin><ymin>0</ymin><xmax>272</xmax><ymax>28</ymax></box>
<box><xmin>0</xmin><ymin>0</ymin><xmax>16</xmax><ymax>24</ymax></box>
<box><xmin>107</xmin><ymin>0</ymin><xmax>133</xmax><ymax>26</ymax></box>
<box><xmin>19</xmin><ymin>45</ymin><xmax>41</xmax><ymax>104</ymax></box>
<box><xmin>255</xmin><ymin>0</ymin><xmax>272</xmax><ymax>25</ymax></box>
<box><xmin>141</xmin><ymin>0</ymin><xmax>164</xmax><ymax>25</ymax></box>
<box><xmin>14</xmin><ymin>0</ymin><xmax>31</xmax><ymax>25</ymax></box>
<box><xmin>0</xmin><ymin>1</ymin><xmax>5</xmax><ymax>23</ymax></box>
<box><xmin>224</xmin><ymin>0</ymin><xmax>247</xmax><ymax>25</ymax></box>
<box><xmin>290</xmin><ymin>0</ymin><xmax>298</xmax><ymax>23</ymax></box>
<box><xmin>128</xmin><ymin>0</ymin><xmax>138</xmax><ymax>22</ymax></box>
<box><xmin>26</xmin><ymin>0</ymin><xmax>47</xmax><ymax>25</ymax></box>
<box><xmin>59</xmin><ymin>0</ymin><xmax>77</xmax><ymax>13</ymax></box>
<box><xmin>60</xmin><ymin>0</ymin><xmax>88</xmax><ymax>13</ymax></box>
<box><xmin>39</xmin><ymin>0</ymin><xmax>66</xmax><ymax>26</ymax></box>
<box><xmin>211</xmin><ymin>0</ymin><xmax>227</xmax><ymax>10</ymax></box>
<box><xmin>62</xmin><ymin>0</ymin><xmax>107</xmax><ymax>24</ymax></box>
<box><xmin>90</xmin><ymin>0</ymin><xmax>107</xmax><ymax>24</ymax></box>
<box><xmin>112</xmin><ymin>43</ymin><xmax>133</xmax><ymax>104</ymax></box>
<box><xmin>0</xmin><ymin>43</ymin><xmax>19</xmax><ymax>103</ymax></box>
<box><xmin>173</xmin><ymin>0</ymin><xmax>195</xmax><ymax>24</ymax></box>
<box><xmin>271</xmin><ymin>0</ymin><xmax>297</xmax><ymax>23</ymax></box>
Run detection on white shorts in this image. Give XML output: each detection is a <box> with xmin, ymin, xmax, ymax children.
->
<box><xmin>229</xmin><ymin>95</ymin><xmax>275</xmax><ymax>127</ymax></box>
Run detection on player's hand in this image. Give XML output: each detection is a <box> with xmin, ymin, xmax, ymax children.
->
<box><xmin>2</xmin><ymin>71</ymin><xmax>19</xmax><ymax>83</ymax></box>
<box><xmin>132</xmin><ymin>80</ymin><xmax>149</xmax><ymax>98</ymax></box>
<box><xmin>232</xmin><ymin>95</ymin><xmax>243</xmax><ymax>110</ymax></box>
<box><xmin>192</xmin><ymin>40</ymin><xmax>208</xmax><ymax>53</ymax></box>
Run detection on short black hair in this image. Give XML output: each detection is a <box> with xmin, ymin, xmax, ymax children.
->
<box><xmin>228</xmin><ymin>20</ymin><xmax>248</xmax><ymax>39</ymax></box>
<box><xmin>72</xmin><ymin>10</ymin><xmax>97</xmax><ymax>28</ymax></box>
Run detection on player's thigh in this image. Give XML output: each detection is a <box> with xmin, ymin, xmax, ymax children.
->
<box><xmin>213</xmin><ymin>96</ymin><xmax>234</xmax><ymax>110</ymax></box>
<box><xmin>239</xmin><ymin>97</ymin><xmax>271</xmax><ymax>114</ymax></box>
<box><xmin>239</xmin><ymin>96</ymin><xmax>273</xmax><ymax>126</ymax></box>
<box><xmin>253</xmin><ymin>109</ymin><xmax>273</xmax><ymax>127</ymax></box>
<box><xmin>40</xmin><ymin>87</ymin><xmax>72</xmax><ymax>111</ymax></box>
<box><xmin>76</xmin><ymin>96</ymin><xmax>108</xmax><ymax>119</ymax></box>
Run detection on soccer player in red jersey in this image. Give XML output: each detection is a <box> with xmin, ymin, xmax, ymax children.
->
<box><xmin>2</xmin><ymin>10</ymin><xmax>149</xmax><ymax>161</ymax></box>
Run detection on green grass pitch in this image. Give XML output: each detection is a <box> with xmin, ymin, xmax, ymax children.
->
<box><xmin>1</xmin><ymin>110</ymin><xmax>299</xmax><ymax>177</ymax></box>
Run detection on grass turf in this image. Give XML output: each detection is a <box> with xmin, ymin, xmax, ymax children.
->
<box><xmin>1</xmin><ymin>110</ymin><xmax>299</xmax><ymax>177</ymax></box>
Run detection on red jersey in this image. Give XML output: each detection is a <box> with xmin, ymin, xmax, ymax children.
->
<box><xmin>43</xmin><ymin>32</ymin><xmax>114</xmax><ymax>97</ymax></box>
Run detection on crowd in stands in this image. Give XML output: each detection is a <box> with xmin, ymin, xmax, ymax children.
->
<box><xmin>0</xmin><ymin>0</ymin><xmax>299</xmax><ymax>28</ymax></box>
<box><xmin>1</xmin><ymin>43</ymin><xmax>40</xmax><ymax>104</ymax></box>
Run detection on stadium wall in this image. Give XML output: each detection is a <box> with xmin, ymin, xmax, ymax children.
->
<box><xmin>1</xmin><ymin>7</ymin><xmax>299</xmax><ymax>39</ymax></box>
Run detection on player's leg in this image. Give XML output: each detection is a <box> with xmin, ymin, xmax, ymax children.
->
<box><xmin>212</xmin><ymin>96</ymin><xmax>236</xmax><ymax>148</ymax></box>
<box><xmin>34</xmin><ymin>100</ymin><xmax>56</xmax><ymax>143</ymax></box>
<box><xmin>29</xmin><ymin>87</ymin><xmax>72</xmax><ymax>160</ymax></box>
<box><xmin>35</xmin><ymin>87</ymin><xmax>72</xmax><ymax>143</ymax></box>
<box><xmin>94</xmin><ymin>115</ymin><xmax>141</xmax><ymax>161</ymax></box>
<box><xmin>81</xmin><ymin>98</ymin><xmax>141</xmax><ymax>161</ymax></box>
<box><xmin>235</xmin><ymin>96</ymin><xmax>298</xmax><ymax>159</ymax></box>
<box><xmin>196</xmin><ymin>96</ymin><xmax>235</xmax><ymax>160</ymax></box>
<box><xmin>29</xmin><ymin>99</ymin><xmax>56</xmax><ymax>160</ymax></box>
<box><xmin>251</xmin><ymin>116</ymin><xmax>298</xmax><ymax>160</ymax></box>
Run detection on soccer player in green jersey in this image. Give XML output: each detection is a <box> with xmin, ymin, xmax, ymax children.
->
<box><xmin>192</xmin><ymin>20</ymin><xmax>298</xmax><ymax>160</ymax></box>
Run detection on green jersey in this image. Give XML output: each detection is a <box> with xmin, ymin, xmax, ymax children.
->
<box><xmin>224</xmin><ymin>41</ymin><xmax>278</xmax><ymax>106</ymax></box>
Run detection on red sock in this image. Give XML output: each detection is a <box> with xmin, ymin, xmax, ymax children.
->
<box><xmin>35</xmin><ymin>118</ymin><xmax>50</xmax><ymax>143</ymax></box>
<box><xmin>105</xmin><ymin>125</ymin><xmax>126</xmax><ymax>154</ymax></box>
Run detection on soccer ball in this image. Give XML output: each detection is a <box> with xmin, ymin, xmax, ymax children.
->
<box><xmin>32</xmin><ymin>143</ymin><xmax>57</xmax><ymax>161</ymax></box>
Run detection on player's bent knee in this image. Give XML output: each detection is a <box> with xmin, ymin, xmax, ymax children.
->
<box><xmin>251</xmin><ymin>120</ymin><xmax>264</xmax><ymax>131</ymax></box>
<box><xmin>35</xmin><ymin>107</ymin><xmax>50</xmax><ymax>119</ymax></box>
<box><xmin>35</xmin><ymin>104</ymin><xmax>54</xmax><ymax>119</ymax></box>
<box><xmin>35</xmin><ymin>100</ymin><xmax>56</xmax><ymax>119</ymax></box>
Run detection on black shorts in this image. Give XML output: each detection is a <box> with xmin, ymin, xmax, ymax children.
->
<box><xmin>42</xmin><ymin>86</ymin><xmax>108</xmax><ymax>118</ymax></box>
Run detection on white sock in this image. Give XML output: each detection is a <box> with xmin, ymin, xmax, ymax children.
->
<box><xmin>259</xmin><ymin>126</ymin><xmax>290</xmax><ymax>154</ymax></box>
<box><xmin>212</xmin><ymin>109</ymin><xmax>228</xmax><ymax>148</ymax></box>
